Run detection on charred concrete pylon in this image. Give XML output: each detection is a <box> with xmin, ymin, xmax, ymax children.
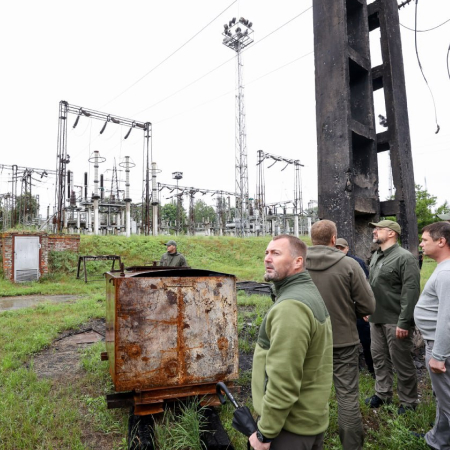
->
<box><xmin>313</xmin><ymin>0</ymin><xmax>418</xmax><ymax>260</ymax></box>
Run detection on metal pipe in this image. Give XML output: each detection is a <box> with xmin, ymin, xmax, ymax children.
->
<box><xmin>294</xmin><ymin>215</ymin><xmax>299</xmax><ymax>237</ymax></box>
<box><xmin>94</xmin><ymin>199</ymin><xmax>99</xmax><ymax>235</ymax></box>
<box><xmin>124</xmin><ymin>156</ymin><xmax>130</xmax><ymax>200</ymax></box>
<box><xmin>152</xmin><ymin>162</ymin><xmax>158</xmax><ymax>236</ymax></box>
<box><xmin>93</xmin><ymin>151</ymin><xmax>99</xmax><ymax>198</ymax></box>
<box><xmin>126</xmin><ymin>202</ymin><xmax>131</xmax><ymax>238</ymax></box>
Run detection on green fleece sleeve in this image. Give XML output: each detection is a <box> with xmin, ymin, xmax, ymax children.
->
<box><xmin>398</xmin><ymin>257</ymin><xmax>420</xmax><ymax>330</ymax></box>
<box><xmin>257</xmin><ymin>300</ymin><xmax>313</xmax><ymax>438</ymax></box>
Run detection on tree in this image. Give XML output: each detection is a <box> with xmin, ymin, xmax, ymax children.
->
<box><xmin>415</xmin><ymin>184</ymin><xmax>438</xmax><ymax>232</ymax></box>
<box><xmin>194</xmin><ymin>199</ymin><xmax>216</xmax><ymax>224</ymax></box>
<box><xmin>13</xmin><ymin>193</ymin><xmax>39</xmax><ymax>226</ymax></box>
<box><xmin>436</xmin><ymin>200</ymin><xmax>450</xmax><ymax>216</ymax></box>
<box><xmin>160</xmin><ymin>201</ymin><xmax>187</xmax><ymax>231</ymax></box>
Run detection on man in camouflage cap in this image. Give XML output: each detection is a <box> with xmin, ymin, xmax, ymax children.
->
<box><xmin>160</xmin><ymin>240</ymin><xmax>187</xmax><ymax>267</ymax></box>
<box><xmin>365</xmin><ymin>220</ymin><xmax>420</xmax><ymax>415</ymax></box>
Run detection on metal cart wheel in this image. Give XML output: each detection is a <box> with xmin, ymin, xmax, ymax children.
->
<box><xmin>127</xmin><ymin>407</ymin><xmax>155</xmax><ymax>450</ymax></box>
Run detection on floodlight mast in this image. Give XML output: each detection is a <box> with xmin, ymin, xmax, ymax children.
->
<box><xmin>222</xmin><ymin>17</ymin><xmax>254</xmax><ymax>236</ymax></box>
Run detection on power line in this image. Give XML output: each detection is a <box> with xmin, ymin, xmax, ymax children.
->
<box><xmin>133</xmin><ymin>6</ymin><xmax>313</xmax><ymax>118</ymax></box>
<box><xmin>154</xmin><ymin>50</ymin><xmax>314</xmax><ymax>125</ymax></box>
<box><xmin>414</xmin><ymin>0</ymin><xmax>440</xmax><ymax>133</ymax></box>
<box><xmin>400</xmin><ymin>17</ymin><xmax>450</xmax><ymax>32</ymax></box>
<box><xmin>101</xmin><ymin>0</ymin><xmax>237</xmax><ymax>109</ymax></box>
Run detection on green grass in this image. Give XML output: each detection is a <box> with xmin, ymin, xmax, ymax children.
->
<box><xmin>0</xmin><ymin>234</ymin><xmax>439</xmax><ymax>449</ymax></box>
<box><xmin>153</xmin><ymin>400</ymin><xmax>210</xmax><ymax>450</ymax></box>
<box><xmin>0</xmin><ymin>294</ymin><xmax>119</xmax><ymax>450</ymax></box>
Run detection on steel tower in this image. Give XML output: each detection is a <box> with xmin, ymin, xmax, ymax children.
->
<box><xmin>222</xmin><ymin>16</ymin><xmax>254</xmax><ymax>236</ymax></box>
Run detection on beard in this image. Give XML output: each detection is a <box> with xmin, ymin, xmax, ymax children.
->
<box><xmin>373</xmin><ymin>236</ymin><xmax>385</xmax><ymax>245</ymax></box>
<box><xmin>264</xmin><ymin>265</ymin><xmax>286</xmax><ymax>282</ymax></box>
<box><xmin>264</xmin><ymin>271</ymin><xmax>280</xmax><ymax>282</ymax></box>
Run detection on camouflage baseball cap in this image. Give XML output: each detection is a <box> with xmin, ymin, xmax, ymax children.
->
<box><xmin>335</xmin><ymin>238</ymin><xmax>349</xmax><ymax>248</ymax></box>
<box><xmin>369</xmin><ymin>220</ymin><xmax>401</xmax><ymax>234</ymax></box>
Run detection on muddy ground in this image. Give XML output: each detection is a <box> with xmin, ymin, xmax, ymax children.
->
<box><xmin>29</xmin><ymin>313</ymin><xmax>429</xmax><ymax>450</ymax></box>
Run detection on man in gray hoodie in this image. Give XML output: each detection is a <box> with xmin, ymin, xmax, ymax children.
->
<box><xmin>306</xmin><ymin>220</ymin><xmax>375</xmax><ymax>450</ymax></box>
<box><xmin>414</xmin><ymin>222</ymin><xmax>450</xmax><ymax>449</ymax></box>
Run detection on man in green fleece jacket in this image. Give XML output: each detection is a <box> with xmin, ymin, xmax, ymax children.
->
<box><xmin>250</xmin><ymin>235</ymin><xmax>333</xmax><ymax>450</ymax></box>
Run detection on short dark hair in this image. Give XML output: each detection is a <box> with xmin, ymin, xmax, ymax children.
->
<box><xmin>272</xmin><ymin>234</ymin><xmax>307</xmax><ymax>259</ymax></box>
<box><xmin>311</xmin><ymin>220</ymin><xmax>337</xmax><ymax>245</ymax></box>
<box><xmin>422</xmin><ymin>222</ymin><xmax>450</xmax><ymax>248</ymax></box>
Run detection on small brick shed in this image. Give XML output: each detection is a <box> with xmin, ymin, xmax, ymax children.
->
<box><xmin>0</xmin><ymin>231</ymin><xmax>80</xmax><ymax>282</ymax></box>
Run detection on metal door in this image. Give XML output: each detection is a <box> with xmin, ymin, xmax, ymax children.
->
<box><xmin>14</xmin><ymin>236</ymin><xmax>40</xmax><ymax>282</ymax></box>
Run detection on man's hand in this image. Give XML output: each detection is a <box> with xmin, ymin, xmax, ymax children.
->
<box><xmin>249</xmin><ymin>432</ymin><xmax>271</xmax><ymax>450</ymax></box>
<box><xmin>363</xmin><ymin>315</ymin><xmax>369</xmax><ymax>322</ymax></box>
<box><xmin>429</xmin><ymin>357</ymin><xmax>446</xmax><ymax>374</ymax></box>
<box><xmin>396</xmin><ymin>327</ymin><xmax>409</xmax><ymax>339</ymax></box>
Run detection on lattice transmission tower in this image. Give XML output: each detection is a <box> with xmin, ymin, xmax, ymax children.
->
<box><xmin>222</xmin><ymin>16</ymin><xmax>254</xmax><ymax>236</ymax></box>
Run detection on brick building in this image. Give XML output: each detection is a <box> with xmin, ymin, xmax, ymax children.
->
<box><xmin>0</xmin><ymin>231</ymin><xmax>80</xmax><ymax>282</ymax></box>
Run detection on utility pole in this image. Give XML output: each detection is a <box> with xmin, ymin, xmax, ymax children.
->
<box><xmin>222</xmin><ymin>16</ymin><xmax>254</xmax><ymax>236</ymax></box>
<box><xmin>172</xmin><ymin>172</ymin><xmax>183</xmax><ymax>235</ymax></box>
<box><xmin>313</xmin><ymin>0</ymin><xmax>418</xmax><ymax>260</ymax></box>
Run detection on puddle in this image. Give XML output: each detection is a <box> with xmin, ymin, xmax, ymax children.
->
<box><xmin>0</xmin><ymin>295</ymin><xmax>82</xmax><ymax>312</ymax></box>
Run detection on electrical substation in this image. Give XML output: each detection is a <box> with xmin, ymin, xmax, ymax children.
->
<box><xmin>1</xmin><ymin>1</ymin><xmax>420</xmax><ymax>261</ymax></box>
<box><xmin>1</xmin><ymin>16</ymin><xmax>314</xmax><ymax>239</ymax></box>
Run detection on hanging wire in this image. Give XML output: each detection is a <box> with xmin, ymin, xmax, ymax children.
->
<box><xmin>447</xmin><ymin>42</ymin><xmax>450</xmax><ymax>80</ymax></box>
<box><xmin>414</xmin><ymin>0</ymin><xmax>440</xmax><ymax>133</ymax></box>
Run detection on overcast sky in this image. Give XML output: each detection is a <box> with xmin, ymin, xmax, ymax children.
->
<box><xmin>0</xmin><ymin>0</ymin><xmax>449</xmax><ymax>217</ymax></box>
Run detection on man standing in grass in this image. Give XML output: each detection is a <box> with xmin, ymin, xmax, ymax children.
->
<box><xmin>366</xmin><ymin>220</ymin><xmax>420</xmax><ymax>414</ymax></box>
<box><xmin>414</xmin><ymin>222</ymin><xmax>450</xmax><ymax>449</ymax></box>
<box><xmin>335</xmin><ymin>237</ymin><xmax>375</xmax><ymax>377</ymax></box>
<box><xmin>249</xmin><ymin>235</ymin><xmax>333</xmax><ymax>450</ymax></box>
<box><xmin>160</xmin><ymin>240</ymin><xmax>187</xmax><ymax>267</ymax></box>
<box><xmin>306</xmin><ymin>220</ymin><xmax>375</xmax><ymax>450</ymax></box>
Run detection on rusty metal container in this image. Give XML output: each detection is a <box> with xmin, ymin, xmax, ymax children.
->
<box><xmin>105</xmin><ymin>267</ymin><xmax>238</xmax><ymax>394</ymax></box>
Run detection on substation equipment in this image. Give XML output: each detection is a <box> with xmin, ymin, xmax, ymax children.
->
<box><xmin>157</xmin><ymin>152</ymin><xmax>310</xmax><ymax>237</ymax></box>
<box><xmin>313</xmin><ymin>0</ymin><xmax>419</xmax><ymax>261</ymax></box>
<box><xmin>0</xmin><ymin>164</ymin><xmax>53</xmax><ymax>229</ymax></box>
<box><xmin>103</xmin><ymin>265</ymin><xmax>238</xmax><ymax>416</ymax></box>
<box><xmin>55</xmin><ymin>101</ymin><xmax>157</xmax><ymax>236</ymax></box>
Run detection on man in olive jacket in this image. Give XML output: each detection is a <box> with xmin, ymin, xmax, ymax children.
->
<box><xmin>250</xmin><ymin>235</ymin><xmax>333</xmax><ymax>450</ymax></box>
<box><xmin>160</xmin><ymin>240</ymin><xmax>187</xmax><ymax>267</ymax></box>
<box><xmin>306</xmin><ymin>220</ymin><xmax>375</xmax><ymax>450</ymax></box>
<box><xmin>366</xmin><ymin>220</ymin><xmax>420</xmax><ymax>414</ymax></box>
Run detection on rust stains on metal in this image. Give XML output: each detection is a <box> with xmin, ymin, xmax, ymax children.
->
<box><xmin>166</xmin><ymin>290</ymin><xmax>177</xmax><ymax>305</ymax></box>
<box><xmin>105</xmin><ymin>268</ymin><xmax>238</xmax><ymax>393</ymax></box>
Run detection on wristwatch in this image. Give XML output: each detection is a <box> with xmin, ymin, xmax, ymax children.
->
<box><xmin>256</xmin><ymin>429</ymin><xmax>272</xmax><ymax>443</ymax></box>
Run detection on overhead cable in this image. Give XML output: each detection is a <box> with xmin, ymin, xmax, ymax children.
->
<box><xmin>102</xmin><ymin>0</ymin><xmax>237</xmax><ymax>108</ymax></box>
<box><xmin>154</xmin><ymin>51</ymin><xmax>313</xmax><ymax>125</ymax></box>
<box><xmin>133</xmin><ymin>6</ymin><xmax>312</xmax><ymax>118</ymax></box>
<box><xmin>447</xmin><ymin>42</ymin><xmax>450</xmax><ymax>80</ymax></box>
<box><xmin>414</xmin><ymin>0</ymin><xmax>440</xmax><ymax>133</ymax></box>
<box><xmin>400</xmin><ymin>17</ymin><xmax>450</xmax><ymax>32</ymax></box>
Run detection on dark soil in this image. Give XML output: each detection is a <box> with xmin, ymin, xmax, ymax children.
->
<box><xmin>30</xmin><ymin>309</ymin><xmax>431</xmax><ymax>449</ymax></box>
<box><xmin>31</xmin><ymin>318</ymin><xmax>119</xmax><ymax>450</ymax></box>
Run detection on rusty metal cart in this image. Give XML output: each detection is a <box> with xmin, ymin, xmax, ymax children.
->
<box><xmin>103</xmin><ymin>265</ymin><xmax>239</xmax><ymax>424</ymax></box>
